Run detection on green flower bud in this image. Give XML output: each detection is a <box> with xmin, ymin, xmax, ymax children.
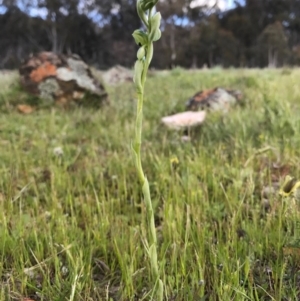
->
<box><xmin>147</xmin><ymin>43</ymin><xmax>154</xmax><ymax>64</ymax></box>
<box><xmin>137</xmin><ymin>0</ymin><xmax>149</xmax><ymax>26</ymax></box>
<box><xmin>150</xmin><ymin>12</ymin><xmax>161</xmax><ymax>30</ymax></box>
<box><xmin>132</xmin><ymin>29</ymin><xmax>148</xmax><ymax>46</ymax></box>
<box><xmin>140</xmin><ymin>0</ymin><xmax>159</xmax><ymax>11</ymax></box>
<box><xmin>137</xmin><ymin>46</ymin><xmax>146</xmax><ymax>60</ymax></box>
<box><xmin>133</xmin><ymin>60</ymin><xmax>144</xmax><ymax>93</ymax></box>
<box><xmin>149</xmin><ymin>12</ymin><xmax>161</xmax><ymax>42</ymax></box>
<box><xmin>152</xmin><ymin>29</ymin><xmax>161</xmax><ymax>42</ymax></box>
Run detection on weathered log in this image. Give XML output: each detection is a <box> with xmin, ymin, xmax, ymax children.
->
<box><xmin>19</xmin><ymin>52</ymin><xmax>108</xmax><ymax>106</ymax></box>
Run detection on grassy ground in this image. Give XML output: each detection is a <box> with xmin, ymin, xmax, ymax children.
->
<box><xmin>1</xmin><ymin>67</ymin><xmax>300</xmax><ymax>300</ymax></box>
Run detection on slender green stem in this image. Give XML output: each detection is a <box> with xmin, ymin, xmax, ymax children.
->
<box><xmin>132</xmin><ymin>2</ymin><xmax>163</xmax><ymax>299</ymax></box>
<box><xmin>133</xmin><ymin>38</ymin><xmax>162</xmax><ymax>301</ymax></box>
<box><xmin>134</xmin><ymin>43</ymin><xmax>153</xmax><ymax>184</ymax></box>
<box><xmin>134</xmin><ymin>43</ymin><xmax>157</xmax><ymax>249</ymax></box>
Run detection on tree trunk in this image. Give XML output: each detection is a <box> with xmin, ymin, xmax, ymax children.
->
<box><xmin>268</xmin><ymin>47</ymin><xmax>273</xmax><ymax>68</ymax></box>
<box><xmin>170</xmin><ymin>22</ymin><xmax>176</xmax><ymax>68</ymax></box>
<box><xmin>191</xmin><ymin>55</ymin><xmax>197</xmax><ymax>69</ymax></box>
<box><xmin>209</xmin><ymin>51</ymin><xmax>213</xmax><ymax>67</ymax></box>
<box><xmin>274</xmin><ymin>50</ymin><xmax>278</xmax><ymax>67</ymax></box>
<box><xmin>268</xmin><ymin>47</ymin><xmax>277</xmax><ymax>68</ymax></box>
<box><xmin>51</xmin><ymin>21</ymin><xmax>58</xmax><ymax>53</ymax></box>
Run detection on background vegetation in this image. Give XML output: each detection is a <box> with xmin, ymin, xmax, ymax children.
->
<box><xmin>1</xmin><ymin>0</ymin><xmax>300</xmax><ymax>69</ymax></box>
<box><xmin>1</xmin><ymin>68</ymin><xmax>300</xmax><ymax>300</ymax></box>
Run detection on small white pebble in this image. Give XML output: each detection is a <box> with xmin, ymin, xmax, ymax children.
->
<box><xmin>181</xmin><ymin>135</ymin><xmax>191</xmax><ymax>143</ymax></box>
<box><xmin>24</xmin><ymin>268</ymin><xmax>36</xmax><ymax>279</ymax></box>
<box><xmin>53</xmin><ymin>146</ymin><xmax>64</xmax><ymax>156</ymax></box>
<box><xmin>44</xmin><ymin>211</ymin><xmax>51</xmax><ymax>220</ymax></box>
<box><xmin>61</xmin><ymin>266</ymin><xmax>69</xmax><ymax>276</ymax></box>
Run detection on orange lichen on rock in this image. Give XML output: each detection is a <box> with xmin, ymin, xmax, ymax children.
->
<box><xmin>186</xmin><ymin>87</ymin><xmax>243</xmax><ymax>112</ymax></box>
<box><xmin>30</xmin><ymin>61</ymin><xmax>57</xmax><ymax>83</ymax></box>
<box><xmin>19</xmin><ymin>51</ymin><xmax>108</xmax><ymax>107</ymax></box>
<box><xmin>192</xmin><ymin>88</ymin><xmax>216</xmax><ymax>104</ymax></box>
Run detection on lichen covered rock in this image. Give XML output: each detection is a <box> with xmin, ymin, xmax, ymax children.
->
<box><xmin>19</xmin><ymin>52</ymin><xmax>108</xmax><ymax>106</ymax></box>
<box><xmin>101</xmin><ymin>65</ymin><xmax>133</xmax><ymax>85</ymax></box>
<box><xmin>186</xmin><ymin>87</ymin><xmax>243</xmax><ymax>113</ymax></box>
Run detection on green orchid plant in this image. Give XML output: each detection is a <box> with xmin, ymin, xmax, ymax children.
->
<box><xmin>131</xmin><ymin>0</ymin><xmax>163</xmax><ymax>299</ymax></box>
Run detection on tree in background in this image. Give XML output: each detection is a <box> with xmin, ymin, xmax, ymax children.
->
<box><xmin>156</xmin><ymin>0</ymin><xmax>193</xmax><ymax>67</ymax></box>
<box><xmin>256</xmin><ymin>21</ymin><xmax>290</xmax><ymax>67</ymax></box>
<box><xmin>0</xmin><ymin>0</ymin><xmax>300</xmax><ymax>69</ymax></box>
<box><xmin>216</xmin><ymin>28</ymin><xmax>239</xmax><ymax>67</ymax></box>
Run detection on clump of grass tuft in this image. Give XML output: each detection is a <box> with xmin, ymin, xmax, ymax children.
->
<box><xmin>1</xmin><ymin>67</ymin><xmax>300</xmax><ymax>300</ymax></box>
